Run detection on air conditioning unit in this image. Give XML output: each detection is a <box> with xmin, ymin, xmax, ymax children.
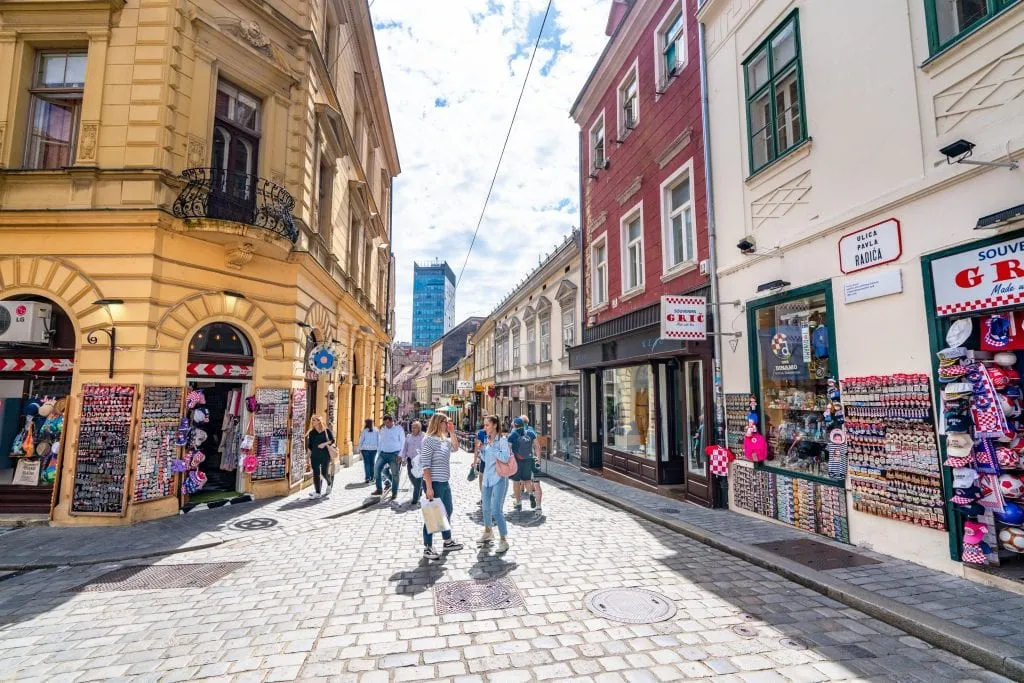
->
<box><xmin>0</xmin><ymin>302</ymin><xmax>52</xmax><ymax>344</ymax></box>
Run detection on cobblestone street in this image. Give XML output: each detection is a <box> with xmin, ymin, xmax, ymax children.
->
<box><xmin>0</xmin><ymin>453</ymin><xmax>1011</xmax><ymax>682</ymax></box>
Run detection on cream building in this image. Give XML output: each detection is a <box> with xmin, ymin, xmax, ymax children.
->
<box><xmin>493</xmin><ymin>231</ymin><xmax>582</xmax><ymax>461</ymax></box>
<box><xmin>0</xmin><ymin>0</ymin><xmax>398</xmax><ymax>524</ymax></box>
<box><xmin>700</xmin><ymin>0</ymin><xmax>1024</xmax><ymax>582</ymax></box>
<box><xmin>471</xmin><ymin>317</ymin><xmax>496</xmax><ymax>417</ymax></box>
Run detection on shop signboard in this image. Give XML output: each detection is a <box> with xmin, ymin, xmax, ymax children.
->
<box><xmin>843</xmin><ymin>268</ymin><xmax>903</xmax><ymax>304</ymax></box>
<box><xmin>660</xmin><ymin>295</ymin><xmax>707</xmax><ymax>340</ymax></box>
<box><xmin>932</xmin><ymin>234</ymin><xmax>1024</xmax><ymax>316</ymax></box>
<box><xmin>758</xmin><ymin>326</ymin><xmax>809</xmax><ymax>380</ymax></box>
<box><xmin>839</xmin><ymin>218</ymin><xmax>902</xmax><ymax>274</ymax></box>
<box><xmin>456</xmin><ymin>380</ymin><xmax>473</xmax><ymax>391</ymax></box>
<box><xmin>12</xmin><ymin>459</ymin><xmax>40</xmax><ymax>486</ymax></box>
<box><xmin>527</xmin><ymin>383</ymin><xmax>552</xmax><ymax>402</ymax></box>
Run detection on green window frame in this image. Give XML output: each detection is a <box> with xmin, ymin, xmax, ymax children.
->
<box><xmin>742</xmin><ymin>10</ymin><xmax>807</xmax><ymax>174</ymax></box>
<box><xmin>924</xmin><ymin>0</ymin><xmax>1021</xmax><ymax>56</ymax></box>
<box><xmin>745</xmin><ymin>280</ymin><xmax>841</xmax><ymax>487</ymax></box>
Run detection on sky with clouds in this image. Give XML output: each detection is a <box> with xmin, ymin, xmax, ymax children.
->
<box><xmin>370</xmin><ymin>0</ymin><xmax>613</xmax><ymax>343</ymax></box>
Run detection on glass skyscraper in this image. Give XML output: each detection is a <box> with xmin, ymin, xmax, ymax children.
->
<box><xmin>412</xmin><ymin>261</ymin><xmax>456</xmax><ymax>348</ymax></box>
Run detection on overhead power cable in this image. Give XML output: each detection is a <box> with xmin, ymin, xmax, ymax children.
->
<box><xmin>456</xmin><ymin>0</ymin><xmax>554</xmax><ymax>287</ymax></box>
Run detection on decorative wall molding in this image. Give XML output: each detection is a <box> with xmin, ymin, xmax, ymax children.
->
<box><xmin>77</xmin><ymin>121</ymin><xmax>99</xmax><ymax>163</ymax></box>
<box><xmin>934</xmin><ymin>42</ymin><xmax>1024</xmax><ymax>135</ymax></box>
<box><xmin>0</xmin><ymin>121</ymin><xmax>6</xmax><ymax>166</ymax></box>
<box><xmin>657</xmin><ymin>127</ymin><xmax>692</xmax><ymax>169</ymax></box>
<box><xmin>155</xmin><ymin>291</ymin><xmax>285</xmax><ymax>360</ymax></box>
<box><xmin>186</xmin><ymin>135</ymin><xmax>206</xmax><ymax>168</ymax></box>
<box><xmin>616</xmin><ymin>176</ymin><xmax>642</xmax><ymax>206</ymax></box>
<box><xmin>751</xmin><ymin>170</ymin><xmax>812</xmax><ymax>231</ymax></box>
<box><xmin>224</xmin><ymin>241</ymin><xmax>255</xmax><ymax>270</ymax></box>
<box><xmin>0</xmin><ymin>255</ymin><xmax>112</xmax><ymax>334</ymax></box>
<box><xmin>590</xmin><ymin>210</ymin><xmax>608</xmax><ymax>232</ymax></box>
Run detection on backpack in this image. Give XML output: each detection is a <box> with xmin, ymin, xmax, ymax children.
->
<box><xmin>512</xmin><ymin>428</ymin><xmax>534</xmax><ymax>460</ymax></box>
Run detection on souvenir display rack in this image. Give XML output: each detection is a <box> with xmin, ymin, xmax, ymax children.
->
<box><xmin>252</xmin><ymin>388</ymin><xmax>289</xmax><ymax>480</ymax></box>
<box><xmin>843</xmin><ymin>374</ymin><xmax>945</xmax><ymax>530</ymax></box>
<box><xmin>732</xmin><ymin>465</ymin><xmax>850</xmax><ymax>543</ymax></box>
<box><xmin>71</xmin><ymin>384</ymin><xmax>137</xmax><ymax>515</ymax></box>
<box><xmin>133</xmin><ymin>386</ymin><xmax>183</xmax><ymax>502</ymax></box>
<box><xmin>289</xmin><ymin>388</ymin><xmax>308</xmax><ymax>485</ymax></box>
<box><xmin>725</xmin><ymin>393</ymin><xmax>750</xmax><ymax>452</ymax></box>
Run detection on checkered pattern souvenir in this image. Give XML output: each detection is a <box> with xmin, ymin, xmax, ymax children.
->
<box><xmin>961</xmin><ymin>543</ymin><xmax>988</xmax><ymax>565</ymax></box>
<box><xmin>967</xmin><ymin>363</ymin><xmax>1010</xmax><ymax>438</ymax></box>
<box><xmin>707</xmin><ymin>445</ymin><xmax>735</xmax><ymax>476</ymax></box>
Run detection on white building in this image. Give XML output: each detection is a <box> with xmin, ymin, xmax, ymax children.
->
<box><xmin>701</xmin><ymin>0</ymin><xmax>1024</xmax><ymax>583</ymax></box>
<box><xmin>493</xmin><ymin>231</ymin><xmax>583</xmax><ymax>462</ymax></box>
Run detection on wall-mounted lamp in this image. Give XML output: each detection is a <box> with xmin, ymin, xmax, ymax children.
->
<box><xmin>940</xmin><ymin>139</ymin><xmax>1019</xmax><ymax>170</ymax></box>
<box><xmin>89</xmin><ymin>299</ymin><xmax>124</xmax><ymax>378</ymax></box>
<box><xmin>756</xmin><ymin>280</ymin><xmax>791</xmax><ymax>293</ymax></box>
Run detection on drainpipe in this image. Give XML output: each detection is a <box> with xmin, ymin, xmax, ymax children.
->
<box><xmin>699</xmin><ymin>22</ymin><xmax>726</xmax><ymax>452</ymax></box>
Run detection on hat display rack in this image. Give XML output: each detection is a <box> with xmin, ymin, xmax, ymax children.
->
<box><xmin>179</xmin><ymin>387</ymin><xmax>209</xmax><ymax>497</ymax></box>
<box><xmin>251</xmin><ymin>388</ymin><xmax>290</xmax><ymax>480</ymax></box>
<box><xmin>70</xmin><ymin>384</ymin><xmax>137</xmax><ymax>515</ymax></box>
<box><xmin>132</xmin><ymin>386</ymin><xmax>184</xmax><ymax>502</ymax></box>
<box><xmin>843</xmin><ymin>374</ymin><xmax>945</xmax><ymax>530</ymax></box>
<box><xmin>938</xmin><ymin>313</ymin><xmax>1024</xmax><ymax>568</ymax></box>
<box><xmin>288</xmin><ymin>388</ymin><xmax>308</xmax><ymax>485</ymax></box>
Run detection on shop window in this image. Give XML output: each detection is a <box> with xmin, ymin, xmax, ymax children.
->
<box><xmin>926</xmin><ymin>0</ymin><xmax>1020</xmax><ymax>54</ymax></box>
<box><xmin>683</xmin><ymin>360</ymin><xmax>707</xmax><ymax>477</ymax></box>
<box><xmin>750</xmin><ymin>288</ymin><xmax>833</xmax><ymax>479</ymax></box>
<box><xmin>24</xmin><ymin>49</ymin><xmax>87</xmax><ymax>169</ymax></box>
<box><xmin>602</xmin><ymin>365</ymin><xmax>655</xmax><ymax>459</ymax></box>
<box><xmin>743</xmin><ymin>11</ymin><xmax>806</xmax><ymax>173</ymax></box>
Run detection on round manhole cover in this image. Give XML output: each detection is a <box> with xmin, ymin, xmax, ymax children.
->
<box><xmin>229</xmin><ymin>518</ymin><xmax>278</xmax><ymax>531</ymax></box>
<box><xmin>585</xmin><ymin>588</ymin><xmax>677</xmax><ymax>624</ymax></box>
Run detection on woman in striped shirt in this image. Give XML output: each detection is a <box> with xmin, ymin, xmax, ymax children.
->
<box><xmin>421</xmin><ymin>413</ymin><xmax>464</xmax><ymax>561</ymax></box>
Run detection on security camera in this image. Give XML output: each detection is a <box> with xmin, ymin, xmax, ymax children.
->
<box><xmin>737</xmin><ymin>237</ymin><xmax>756</xmax><ymax>254</ymax></box>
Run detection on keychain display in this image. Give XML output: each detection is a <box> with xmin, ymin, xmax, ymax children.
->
<box><xmin>72</xmin><ymin>384</ymin><xmax>136</xmax><ymax>514</ymax></box>
<box><xmin>732</xmin><ymin>465</ymin><xmax>849</xmax><ymax>543</ymax></box>
<box><xmin>843</xmin><ymin>374</ymin><xmax>945</xmax><ymax>530</ymax></box>
<box><xmin>252</xmin><ymin>388</ymin><xmax>290</xmax><ymax>480</ymax></box>
<box><xmin>725</xmin><ymin>394</ymin><xmax>752</xmax><ymax>452</ymax></box>
<box><xmin>289</xmin><ymin>388</ymin><xmax>308</xmax><ymax>485</ymax></box>
<box><xmin>133</xmin><ymin>386</ymin><xmax>184</xmax><ymax>502</ymax></box>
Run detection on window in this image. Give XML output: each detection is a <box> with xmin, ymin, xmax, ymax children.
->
<box><xmin>592</xmin><ymin>237</ymin><xmax>608</xmax><ymax>306</ymax></box>
<box><xmin>24</xmin><ymin>50</ymin><xmax>87</xmax><ymax>169</ymax></box>
<box><xmin>750</xmin><ymin>287</ymin><xmax>834</xmax><ymax>479</ymax></box>
<box><xmin>656</xmin><ymin>3</ymin><xmax>686</xmax><ymax>89</ymax></box>
<box><xmin>617</xmin><ymin>61</ymin><xmax>639</xmax><ymax>137</ymax></box>
<box><xmin>589</xmin><ymin>112</ymin><xmax>606</xmax><ymax>171</ymax></box>
<box><xmin>603</xmin><ymin>365</ymin><xmax>656</xmax><ymax>459</ymax></box>
<box><xmin>743</xmin><ymin>12</ymin><xmax>806</xmax><ymax>173</ymax></box>
<box><xmin>317</xmin><ymin>157</ymin><xmax>333</xmax><ymax>236</ymax></box>
<box><xmin>561</xmin><ymin>305</ymin><xmax>575</xmax><ymax>352</ymax></box>
<box><xmin>661</xmin><ymin>161</ymin><xmax>695</xmax><ymax>271</ymax></box>
<box><xmin>621</xmin><ymin>204</ymin><xmax>644</xmax><ymax>293</ymax></box>
<box><xmin>926</xmin><ymin>0</ymin><xmax>1020</xmax><ymax>53</ymax></box>
<box><xmin>527</xmin><ymin>322</ymin><xmax>537</xmax><ymax>365</ymax></box>
<box><xmin>511</xmin><ymin>323</ymin><xmax>521</xmax><ymax>369</ymax></box>
<box><xmin>539</xmin><ymin>314</ymin><xmax>550</xmax><ymax>362</ymax></box>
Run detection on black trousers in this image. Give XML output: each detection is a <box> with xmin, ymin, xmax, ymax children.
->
<box><xmin>311</xmin><ymin>453</ymin><xmax>333</xmax><ymax>493</ymax></box>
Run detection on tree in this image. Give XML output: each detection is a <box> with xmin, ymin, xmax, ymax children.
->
<box><xmin>384</xmin><ymin>394</ymin><xmax>399</xmax><ymax>417</ymax></box>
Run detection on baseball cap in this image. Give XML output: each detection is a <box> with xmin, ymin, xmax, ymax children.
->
<box><xmin>513</xmin><ymin>417</ymin><xmax>525</xmax><ymax>427</ymax></box>
<box><xmin>952</xmin><ymin>467</ymin><xmax>980</xmax><ymax>488</ymax></box>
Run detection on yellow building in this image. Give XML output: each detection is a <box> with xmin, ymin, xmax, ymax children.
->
<box><xmin>0</xmin><ymin>0</ymin><xmax>399</xmax><ymax>524</ymax></box>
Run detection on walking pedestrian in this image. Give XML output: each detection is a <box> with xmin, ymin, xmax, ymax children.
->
<box><xmin>401</xmin><ymin>420</ymin><xmax>425</xmax><ymax>505</ymax></box>
<box><xmin>421</xmin><ymin>413</ymin><xmax>464</xmax><ymax>561</ymax></box>
<box><xmin>508</xmin><ymin>416</ymin><xmax>543</xmax><ymax>514</ymax></box>
<box><xmin>477</xmin><ymin>415</ymin><xmax>513</xmax><ymax>554</ymax></box>
<box><xmin>473</xmin><ymin>425</ymin><xmax>487</xmax><ymax>499</ymax></box>
<box><xmin>375</xmin><ymin>415</ymin><xmax>405</xmax><ymax>500</ymax></box>
<box><xmin>357</xmin><ymin>418</ymin><xmax>379</xmax><ymax>484</ymax></box>
<box><xmin>306</xmin><ymin>415</ymin><xmax>336</xmax><ymax>499</ymax></box>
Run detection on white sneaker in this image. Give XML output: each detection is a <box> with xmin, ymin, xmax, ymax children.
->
<box><xmin>308</xmin><ymin>490</ymin><xmax>320</xmax><ymax>499</ymax></box>
<box><xmin>496</xmin><ymin>539</ymin><xmax>510</xmax><ymax>554</ymax></box>
<box><xmin>322</xmin><ymin>485</ymin><xmax>331</xmax><ymax>499</ymax></box>
<box><xmin>535</xmin><ymin>506</ymin><xmax>542</xmax><ymax>515</ymax></box>
<box><xmin>478</xmin><ymin>529</ymin><xmax>493</xmax><ymax>546</ymax></box>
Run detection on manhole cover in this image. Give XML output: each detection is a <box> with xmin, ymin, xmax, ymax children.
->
<box><xmin>752</xmin><ymin>538</ymin><xmax>881</xmax><ymax>571</ymax></box>
<box><xmin>229</xmin><ymin>517</ymin><xmax>278</xmax><ymax>531</ymax></box>
<box><xmin>731</xmin><ymin>624</ymin><xmax>758</xmax><ymax>638</ymax></box>
<box><xmin>433</xmin><ymin>577</ymin><xmax>525</xmax><ymax>615</ymax></box>
<box><xmin>71</xmin><ymin>562</ymin><xmax>246</xmax><ymax>592</ymax></box>
<box><xmin>585</xmin><ymin>588</ymin><xmax>677</xmax><ymax>624</ymax></box>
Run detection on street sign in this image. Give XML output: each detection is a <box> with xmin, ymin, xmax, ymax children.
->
<box><xmin>660</xmin><ymin>295</ymin><xmax>707</xmax><ymax>341</ymax></box>
<box><xmin>838</xmin><ymin>218</ymin><xmax>901</xmax><ymax>274</ymax></box>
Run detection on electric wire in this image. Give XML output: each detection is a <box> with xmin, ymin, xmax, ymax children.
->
<box><xmin>455</xmin><ymin>0</ymin><xmax>554</xmax><ymax>287</ymax></box>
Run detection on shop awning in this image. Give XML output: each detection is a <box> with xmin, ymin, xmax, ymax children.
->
<box><xmin>420</xmin><ymin>409</ymin><xmax>435</xmax><ymax>415</ymax></box>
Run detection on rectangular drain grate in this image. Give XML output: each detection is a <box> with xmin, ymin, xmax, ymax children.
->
<box><xmin>71</xmin><ymin>562</ymin><xmax>246</xmax><ymax>592</ymax></box>
<box><xmin>753</xmin><ymin>538</ymin><xmax>881</xmax><ymax>571</ymax></box>
<box><xmin>433</xmin><ymin>577</ymin><xmax>525</xmax><ymax>615</ymax></box>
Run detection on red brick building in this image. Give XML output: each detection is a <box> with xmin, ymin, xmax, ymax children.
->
<box><xmin>568</xmin><ymin>0</ymin><xmax>714</xmax><ymax>505</ymax></box>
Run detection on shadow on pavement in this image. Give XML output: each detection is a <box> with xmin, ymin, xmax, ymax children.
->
<box><xmin>388</xmin><ymin>557</ymin><xmax>449</xmax><ymax>596</ymax></box>
<box><xmin>469</xmin><ymin>548</ymin><xmax>518</xmax><ymax>580</ymax></box>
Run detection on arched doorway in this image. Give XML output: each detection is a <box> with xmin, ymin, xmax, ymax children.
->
<box><xmin>0</xmin><ymin>295</ymin><xmax>76</xmax><ymax>515</ymax></box>
<box><xmin>185</xmin><ymin>322</ymin><xmax>254</xmax><ymax>504</ymax></box>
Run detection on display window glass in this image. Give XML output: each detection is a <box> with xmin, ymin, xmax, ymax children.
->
<box><xmin>753</xmin><ymin>290</ymin><xmax>833</xmax><ymax>478</ymax></box>
<box><xmin>603</xmin><ymin>365</ymin><xmax>656</xmax><ymax>458</ymax></box>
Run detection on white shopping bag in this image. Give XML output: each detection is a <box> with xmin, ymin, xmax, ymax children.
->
<box><xmin>420</xmin><ymin>498</ymin><xmax>451</xmax><ymax>535</ymax></box>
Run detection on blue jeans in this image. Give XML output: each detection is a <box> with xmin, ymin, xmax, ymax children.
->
<box><xmin>408</xmin><ymin>459</ymin><xmax>423</xmax><ymax>504</ymax></box>
<box><xmin>361</xmin><ymin>450</ymin><xmax>376</xmax><ymax>481</ymax></box>
<box><xmin>375</xmin><ymin>451</ymin><xmax>399</xmax><ymax>492</ymax></box>
<box><xmin>482</xmin><ymin>476</ymin><xmax>509</xmax><ymax>538</ymax></box>
<box><xmin>423</xmin><ymin>480</ymin><xmax>453</xmax><ymax>547</ymax></box>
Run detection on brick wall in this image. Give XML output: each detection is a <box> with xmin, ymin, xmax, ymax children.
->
<box><xmin>577</xmin><ymin>0</ymin><xmax>708</xmax><ymax>327</ymax></box>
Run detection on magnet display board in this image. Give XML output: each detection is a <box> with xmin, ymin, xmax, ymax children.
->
<box><xmin>71</xmin><ymin>384</ymin><xmax>137</xmax><ymax>515</ymax></box>
<box><xmin>289</xmin><ymin>388</ymin><xmax>308</xmax><ymax>485</ymax></box>
<box><xmin>133</xmin><ymin>386</ymin><xmax>183</xmax><ymax>503</ymax></box>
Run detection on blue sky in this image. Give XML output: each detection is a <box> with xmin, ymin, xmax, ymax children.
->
<box><xmin>370</xmin><ymin>0</ymin><xmax>612</xmax><ymax>343</ymax></box>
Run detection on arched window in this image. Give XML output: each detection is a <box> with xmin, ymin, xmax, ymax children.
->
<box><xmin>188</xmin><ymin>323</ymin><xmax>252</xmax><ymax>362</ymax></box>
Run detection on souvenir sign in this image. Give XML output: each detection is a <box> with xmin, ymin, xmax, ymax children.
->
<box><xmin>660</xmin><ymin>295</ymin><xmax>707</xmax><ymax>341</ymax></box>
<box><xmin>308</xmin><ymin>344</ymin><xmax>338</xmax><ymax>374</ymax></box>
<box><xmin>946</xmin><ymin>318</ymin><xmax>973</xmax><ymax>348</ymax></box>
<box><xmin>931</xmin><ymin>234</ymin><xmax>1024</xmax><ymax>316</ymax></box>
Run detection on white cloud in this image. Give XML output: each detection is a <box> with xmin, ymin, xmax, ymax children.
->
<box><xmin>371</xmin><ymin>0</ymin><xmax>612</xmax><ymax>342</ymax></box>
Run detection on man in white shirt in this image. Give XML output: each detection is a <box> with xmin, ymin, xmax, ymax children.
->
<box><xmin>374</xmin><ymin>415</ymin><xmax>406</xmax><ymax>500</ymax></box>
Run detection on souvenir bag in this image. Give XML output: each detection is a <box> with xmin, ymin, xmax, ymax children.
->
<box><xmin>420</xmin><ymin>498</ymin><xmax>451</xmax><ymax>534</ymax></box>
<box><xmin>706</xmin><ymin>445</ymin><xmax>735</xmax><ymax>476</ymax></box>
<box><xmin>326</xmin><ymin>429</ymin><xmax>339</xmax><ymax>459</ymax></box>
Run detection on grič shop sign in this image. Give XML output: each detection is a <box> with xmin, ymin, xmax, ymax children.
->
<box><xmin>931</xmin><ymin>234</ymin><xmax>1024</xmax><ymax>316</ymax></box>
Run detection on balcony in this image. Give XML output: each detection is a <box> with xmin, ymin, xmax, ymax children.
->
<box><xmin>172</xmin><ymin>168</ymin><xmax>298</xmax><ymax>245</ymax></box>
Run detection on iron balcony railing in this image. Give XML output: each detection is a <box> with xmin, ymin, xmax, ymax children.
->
<box><xmin>172</xmin><ymin>168</ymin><xmax>298</xmax><ymax>244</ymax></box>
